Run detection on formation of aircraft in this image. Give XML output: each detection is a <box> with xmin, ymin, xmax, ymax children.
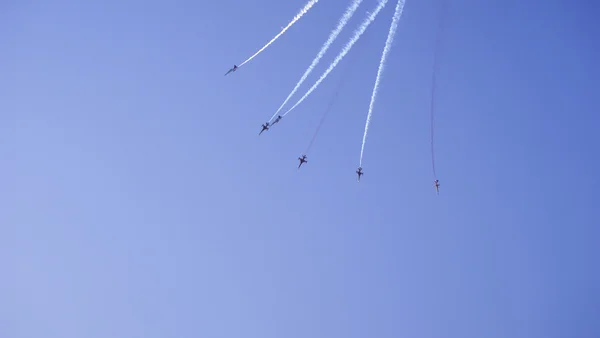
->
<box><xmin>259</xmin><ymin>122</ymin><xmax>270</xmax><ymax>135</ymax></box>
<box><xmin>224</xmin><ymin>68</ymin><xmax>439</xmax><ymax>191</ymax></box>
<box><xmin>224</xmin><ymin>65</ymin><xmax>238</xmax><ymax>76</ymax></box>
<box><xmin>297</xmin><ymin>155</ymin><xmax>307</xmax><ymax>169</ymax></box>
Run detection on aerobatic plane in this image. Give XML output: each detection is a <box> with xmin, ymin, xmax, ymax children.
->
<box><xmin>224</xmin><ymin>65</ymin><xmax>238</xmax><ymax>76</ymax></box>
<box><xmin>297</xmin><ymin>155</ymin><xmax>307</xmax><ymax>169</ymax></box>
<box><xmin>356</xmin><ymin>167</ymin><xmax>363</xmax><ymax>182</ymax></box>
<box><xmin>259</xmin><ymin>122</ymin><xmax>270</xmax><ymax>135</ymax></box>
<box><xmin>272</xmin><ymin>115</ymin><xmax>283</xmax><ymax>126</ymax></box>
<box><xmin>434</xmin><ymin>179</ymin><xmax>440</xmax><ymax>194</ymax></box>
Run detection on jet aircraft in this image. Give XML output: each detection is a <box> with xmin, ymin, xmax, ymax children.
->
<box><xmin>356</xmin><ymin>167</ymin><xmax>363</xmax><ymax>182</ymax></box>
<box><xmin>272</xmin><ymin>115</ymin><xmax>283</xmax><ymax>126</ymax></box>
<box><xmin>224</xmin><ymin>65</ymin><xmax>238</xmax><ymax>76</ymax></box>
<box><xmin>297</xmin><ymin>155</ymin><xmax>307</xmax><ymax>169</ymax></box>
<box><xmin>259</xmin><ymin>122</ymin><xmax>270</xmax><ymax>135</ymax></box>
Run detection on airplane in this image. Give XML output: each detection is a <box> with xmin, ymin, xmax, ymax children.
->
<box><xmin>259</xmin><ymin>122</ymin><xmax>270</xmax><ymax>135</ymax></box>
<box><xmin>356</xmin><ymin>167</ymin><xmax>363</xmax><ymax>182</ymax></box>
<box><xmin>297</xmin><ymin>155</ymin><xmax>307</xmax><ymax>169</ymax></box>
<box><xmin>272</xmin><ymin>115</ymin><xmax>283</xmax><ymax>126</ymax></box>
<box><xmin>434</xmin><ymin>179</ymin><xmax>440</xmax><ymax>194</ymax></box>
<box><xmin>224</xmin><ymin>65</ymin><xmax>238</xmax><ymax>76</ymax></box>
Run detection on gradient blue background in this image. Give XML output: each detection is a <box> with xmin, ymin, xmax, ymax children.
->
<box><xmin>5</xmin><ymin>0</ymin><xmax>599</xmax><ymax>337</ymax></box>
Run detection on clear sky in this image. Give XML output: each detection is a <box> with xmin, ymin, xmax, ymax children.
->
<box><xmin>5</xmin><ymin>0</ymin><xmax>600</xmax><ymax>337</ymax></box>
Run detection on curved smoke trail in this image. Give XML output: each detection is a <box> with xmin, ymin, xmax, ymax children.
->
<box><xmin>282</xmin><ymin>0</ymin><xmax>389</xmax><ymax>117</ymax></box>
<box><xmin>359</xmin><ymin>0</ymin><xmax>406</xmax><ymax>167</ymax></box>
<box><xmin>269</xmin><ymin>0</ymin><xmax>364</xmax><ymax>122</ymax></box>
<box><xmin>239</xmin><ymin>0</ymin><xmax>319</xmax><ymax>67</ymax></box>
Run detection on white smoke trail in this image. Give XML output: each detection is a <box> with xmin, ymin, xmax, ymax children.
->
<box><xmin>282</xmin><ymin>0</ymin><xmax>389</xmax><ymax>116</ymax></box>
<box><xmin>359</xmin><ymin>0</ymin><xmax>406</xmax><ymax>166</ymax></box>
<box><xmin>269</xmin><ymin>0</ymin><xmax>364</xmax><ymax>122</ymax></box>
<box><xmin>239</xmin><ymin>0</ymin><xmax>319</xmax><ymax>67</ymax></box>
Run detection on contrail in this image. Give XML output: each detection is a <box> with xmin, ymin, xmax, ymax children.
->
<box><xmin>304</xmin><ymin>45</ymin><xmax>361</xmax><ymax>155</ymax></box>
<box><xmin>282</xmin><ymin>0</ymin><xmax>389</xmax><ymax>117</ymax></box>
<box><xmin>430</xmin><ymin>0</ymin><xmax>447</xmax><ymax>180</ymax></box>
<box><xmin>239</xmin><ymin>0</ymin><xmax>319</xmax><ymax>68</ymax></box>
<box><xmin>359</xmin><ymin>0</ymin><xmax>406</xmax><ymax>167</ymax></box>
<box><xmin>269</xmin><ymin>0</ymin><xmax>364</xmax><ymax>122</ymax></box>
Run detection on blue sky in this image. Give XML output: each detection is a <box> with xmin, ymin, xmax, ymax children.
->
<box><xmin>5</xmin><ymin>0</ymin><xmax>599</xmax><ymax>337</ymax></box>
